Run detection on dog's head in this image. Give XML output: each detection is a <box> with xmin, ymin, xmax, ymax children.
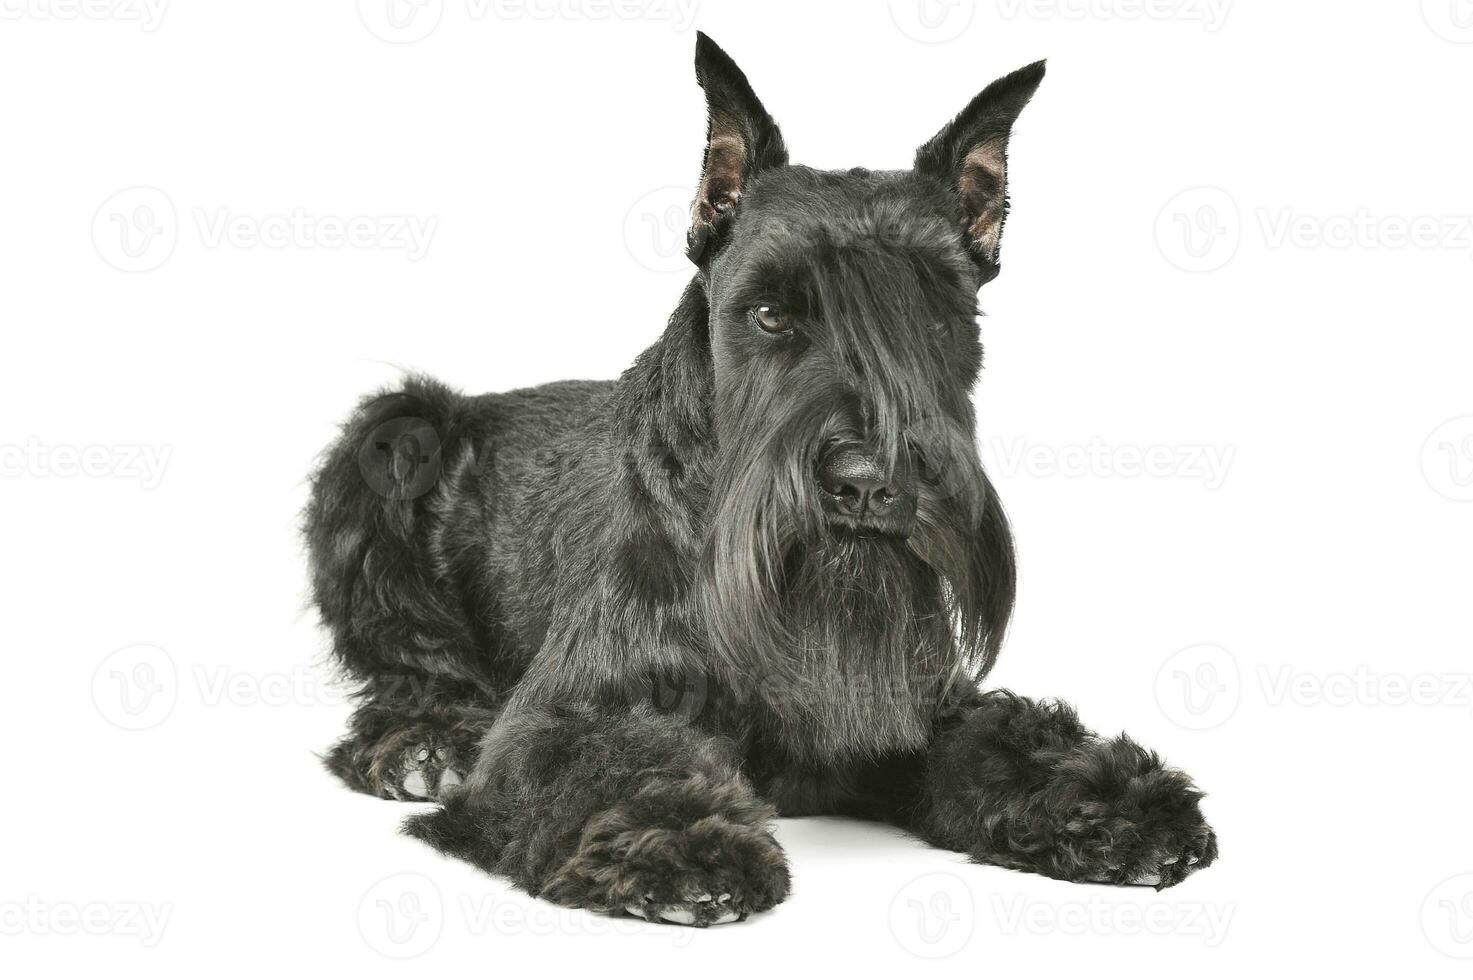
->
<box><xmin>684</xmin><ymin>35</ymin><xmax>1038</xmax><ymax>744</ymax></box>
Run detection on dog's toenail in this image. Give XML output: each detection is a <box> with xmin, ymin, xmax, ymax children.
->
<box><xmin>660</xmin><ymin>907</ymin><xmax>697</xmax><ymax>925</ymax></box>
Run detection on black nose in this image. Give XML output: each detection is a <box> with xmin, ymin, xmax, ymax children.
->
<box><xmin>817</xmin><ymin>449</ymin><xmax>905</xmax><ymax>518</ymax></box>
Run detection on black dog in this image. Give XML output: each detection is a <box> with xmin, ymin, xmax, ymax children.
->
<box><xmin>305</xmin><ymin>34</ymin><xmax>1216</xmax><ymax>927</ymax></box>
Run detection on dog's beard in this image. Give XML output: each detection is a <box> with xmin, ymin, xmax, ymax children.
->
<box><xmin>701</xmin><ymin>407</ymin><xmax>1014</xmax><ymax>762</ymax></box>
<box><xmin>760</xmin><ymin>533</ymin><xmax>958</xmax><ymax>759</ymax></box>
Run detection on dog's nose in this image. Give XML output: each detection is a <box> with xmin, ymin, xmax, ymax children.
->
<box><xmin>817</xmin><ymin>449</ymin><xmax>904</xmax><ymax>517</ymax></box>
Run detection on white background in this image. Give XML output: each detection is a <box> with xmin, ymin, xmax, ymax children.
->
<box><xmin>4</xmin><ymin>0</ymin><xmax>1473</xmax><ymax>975</ymax></box>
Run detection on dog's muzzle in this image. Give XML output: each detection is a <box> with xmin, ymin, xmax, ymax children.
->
<box><xmin>816</xmin><ymin>447</ymin><xmax>916</xmax><ymax>536</ymax></box>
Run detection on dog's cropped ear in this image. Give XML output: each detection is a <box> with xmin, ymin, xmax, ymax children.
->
<box><xmin>687</xmin><ymin>32</ymin><xmax>788</xmax><ymax>265</ymax></box>
<box><xmin>915</xmin><ymin>61</ymin><xmax>1045</xmax><ymax>284</ymax></box>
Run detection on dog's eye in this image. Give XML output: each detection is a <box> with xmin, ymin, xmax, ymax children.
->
<box><xmin>753</xmin><ymin>304</ymin><xmax>790</xmax><ymax>333</ymax></box>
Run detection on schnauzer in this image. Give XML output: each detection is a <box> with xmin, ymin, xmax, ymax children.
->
<box><xmin>305</xmin><ymin>34</ymin><xmax>1217</xmax><ymax>927</ymax></box>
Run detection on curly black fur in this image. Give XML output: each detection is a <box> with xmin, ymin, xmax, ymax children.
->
<box><xmin>304</xmin><ymin>34</ymin><xmax>1216</xmax><ymax>925</ymax></box>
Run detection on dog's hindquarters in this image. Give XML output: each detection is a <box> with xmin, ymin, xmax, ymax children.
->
<box><xmin>305</xmin><ymin>374</ymin><xmax>617</xmax><ymax>798</ymax></box>
<box><xmin>304</xmin><ymin>376</ymin><xmax>509</xmax><ymax>796</ymax></box>
<box><xmin>306</xmin><ymin>376</ymin><xmax>499</xmax><ymax>685</ymax></box>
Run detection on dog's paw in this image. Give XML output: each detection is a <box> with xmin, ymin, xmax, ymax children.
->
<box><xmin>381</xmin><ymin>741</ymin><xmax>464</xmax><ymax>802</ymax></box>
<box><xmin>1031</xmin><ymin>736</ymin><xmax>1218</xmax><ymax>890</ymax></box>
<box><xmin>326</xmin><ymin>714</ymin><xmax>486</xmax><ymax>803</ymax></box>
<box><xmin>1082</xmin><ymin>821</ymin><xmax>1216</xmax><ymax>890</ymax></box>
<box><xmin>345</xmin><ymin>724</ymin><xmax>471</xmax><ymax>802</ymax></box>
<box><xmin>541</xmin><ymin>814</ymin><xmax>791</xmax><ymax>927</ymax></box>
<box><xmin>623</xmin><ymin>890</ymin><xmax>744</xmax><ymax>927</ymax></box>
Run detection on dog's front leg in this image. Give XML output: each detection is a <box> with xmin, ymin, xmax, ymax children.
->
<box><xmin>905</xmin><ymin>690</ymin><xmax>1218</xmax><ymax>888</ymax></box>
<box><xmin>406</xmin><ymin>702</ymin><xmax>790</xmax><ymax>926</ymax></box>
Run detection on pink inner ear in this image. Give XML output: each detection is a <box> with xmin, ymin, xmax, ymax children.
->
<box><xmin>958</xmin><ymin>137</ymin><xmax>1007</xmax><ymax>262</ymax></box>
<box><xmin>694</xmin><ymin>127</ymin><xmax>748</xmax><ymax>226</ymax></box>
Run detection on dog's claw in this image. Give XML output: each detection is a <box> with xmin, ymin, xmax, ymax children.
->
<box><xmin>622</xmin><ymin>887</ymin><xmax>749</xmax><ymax>928</ymax></box>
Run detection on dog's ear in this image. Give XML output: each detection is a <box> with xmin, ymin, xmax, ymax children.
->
<box><xmin>687</xmin><ymin>32</ymin><xmax>788</xmax><ymax>265</ymax></box>
<box><xmin>915</xmin><ymin>61</ymin><xmax>1045</xmax><ymax>284</ymax></box>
